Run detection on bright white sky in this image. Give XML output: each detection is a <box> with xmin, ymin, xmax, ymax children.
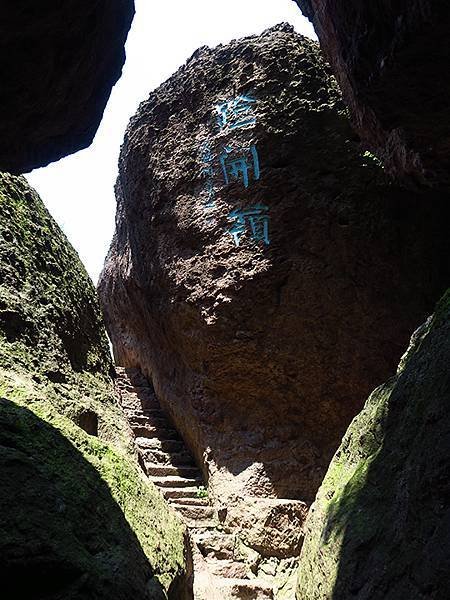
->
<box><xmin>26</xmin><ymin>0</ymin><xmax>315</xmax><ymax>283</ymax></box>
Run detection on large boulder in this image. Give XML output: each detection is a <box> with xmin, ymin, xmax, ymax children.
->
<box><xmin>98</xmin><ymin>24</ymin><xmax>450</xmax><ymax>505</ymax></box>
<box><xmin>296</xmin><ymin>289</ymin><xmax>450</xmax><ymax>599</ymax></box>
<box><xmin>294</xmin><ymin>0</ymin><xmax>450</xmax><ymax>187</ymax></box>
<box><xmin>0</xmin><ymin>173</ymin><xmax>187</xmax><ymax>598</ymax></box>
<box><xmin>0</xmin><ymin>1</ymin><xmax>134</xmax><ymax>174</ymax></box>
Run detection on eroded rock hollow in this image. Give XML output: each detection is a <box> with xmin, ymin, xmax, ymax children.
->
<box><xmin>99</xmin><ymin>24</ymin><xmax>450</xmax><ymax>507</ymax></box>
<box><xmin>0</xmin><ymin>0</ymin><xmax>135</xmax><ymax>174</ymax></box>
<box><xmin>294</xmin><ymin>0</ymin><xmax>450</xmax><ymax>187</ymax></box>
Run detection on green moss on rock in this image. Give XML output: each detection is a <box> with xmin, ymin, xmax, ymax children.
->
<box><xmin>0</xmin><ymin>397</ymin><xmax>185</xmax><ymax>599</ymax></box>
<box><xmin>297</xmin><ymin>288</ymin><xmax>450</xmax><ymax>599</ymax></box>
<box><xmin>0</xmin><ymin>173</ymin><xmax>110</xmax><ymax>377</ymax></box>
<box><xmin>0</xmin><ymin>173</ymin><xmax>187</xmax><ymax>598</ymax></box>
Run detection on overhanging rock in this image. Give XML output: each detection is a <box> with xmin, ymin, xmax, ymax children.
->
<box><xmin>294</xmin><ymin>0</ymin><xmax>450</xmax><ymax>187</ymax></box>
<box><xmin>0</xmin><ymin>0</ymin><xmax>135</xmax><ymax>174</ymax></box>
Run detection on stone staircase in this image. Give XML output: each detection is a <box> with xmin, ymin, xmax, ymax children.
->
<box><xmin>115</xmin><ymin>367</ymin><xmax>275</xmax><ymax>599</ymax></box>
<box><xmin>115</xmin><ymin>366</ymin><xmax>214</xmax><ymax>526</ymax></box>
<box><xmin>191</xmin><ymin>530</ymin><xmax>268</xmax><ymax>598</ymax></box>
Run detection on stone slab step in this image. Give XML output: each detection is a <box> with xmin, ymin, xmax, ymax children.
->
<box><xmin>145</xmin><ymin>464</ymin><xmax>201</xmax><ymax>478</ymax></box>
<box><xmin>182</xmin><ymin>514</ymin><xmax>218</xmax><ymax>528</ymax></box>
<box><xmin>208</xmin><ymin>559</ymin><xmax>248</xmax><ymax>579</ymax></box>
<box><xmin>162</xmin><ymin>486</ymin><xmax>203</xmax><ymax>499</ymax></box>
<box><xmin>136</xmin><ymin>437</ymin><xmax>184</xmax><ymax>453</ymax></box>
<box><xmin>118</xmin><ymin>384</ymin><xmax>158</xmax><ymax>395</ymax></box>
<box><xmin>171</xmin><ymin>503</ymin><xmax>215</xmax><ymax>521</ymax></box>
<box><xmin>124</xmin><ymin>410</ymin><xmax>166</xmax><ymax>422</ymax></box>
<box><xmin>122</xmin><ymin>368</ymin><xmax>150</xmax><ymax>386</ymax></box>
<box><xmin>122</xmin><ymin>396</ymin><xmax>161</xmax><ymax>411</ymax></box>
<box><xmin>141</xmin><ymin>408</ymin><xmax>165</xmax><ymax>418</ymax></box>
<box><xmin>120</xmin><ymin>400</ymin><xmax>162</xmax><ymax>414</ymax></box>
<box><xmin>219</xmin><ymin>578</ymin><xmax>274</xmax><ymax>599</ymax></box>
<box><xmin>132</xmin><ymin>425</ymin><xmax>179</xmax><ymax>440</ymax></box>
<box><xmin>140</xmin><ymin>447</ymin><xmax>195</xmax><ymax>466</ymax></box>
<box><xmin>194</xmin><ymin>530</ymin><xmax>236</xmax><ymax>560</ymax></box>
<box><xmin>130</xmin><ymin>416</ymin><xmax>171</xmax><ymax>429</ymax></box>
<box><xmin>149</xmin><ymin>475</ymin><xmax>203</xmax><ymax>488</ymax></box>
<box><xmin>173</xmin><ymin>497</ymin><xmax>210</xmax><ymax>507</ymax></box>
<box><xmin>118</xmin><ymin>385</ymin><xmax>153</xmax><ymax>396</ymax></box>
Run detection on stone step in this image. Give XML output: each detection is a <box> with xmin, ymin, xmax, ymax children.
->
<box><xmin>116</xmin><ymin>380</ymin><xmax>136</xmax><ymax>388</ymax></box>
<box><xmin>194</xmin><ymin>530</ymin><xmax>236</xmax><ymax>560</ymax></box>
<box><xmin>173</xmin><ymin>497</ymin><xmax>210</xmax><ymax>507</ymax></box>
<box><xmin>121</xmin><ymin>395</ymin><xmax>161</xmax><ymax>411</ymax></box>
<box><xmin>132</xmin><ymin>425</ymin><xmax>179</xmax><ymax>440</ymax></box>
<box><xmin>122</xmin><ymin>369</ymin><xmax>150</xmax><ymax>386</ymax></box>
<box><xmin>162</xmin><ymin>486</ymin><xmax>203</xmax><ymax>499</ymax></box>
<box><xmin>118</xmin><ymin>394</ymin><xmax>141</xmax><ymax>405</ymax></box>
<box><xmin>171</xmin><ymin>503</ymin><xmax>215</xmax><ymax>521</ymax></box>
<box><xmin>219</xmin><ymin>578</ymin><xmax>274</xmax><ymax>599</ymax></box>
<box><xmin>150</xmin><ymin>475</ymin><xmax>203</xmax><ymax>488</ymax></box>
<box><xmin>141</xmin><ymin>408</ymin><xmax>165</xmax><ymax>418</ymax></box>
<box><xmin>207</xmin><ymin>559</ymin><xmax>248</xmax><ymax>579</ymax></box>
<box><xmin>140</xmin><ymin>447</ymin><xmax>195</xmax><ymax>466</ymax></box>
<box><xmin>118</xmin><ymin>383</ymin><xmax>158</xmax><ymax>395</ymax></box>
<box><xmin>145</xmin><ymin>463</ymin><xmax>201</xmax><ymax>478</ymax></box>
<box><xmin>120</xmin><ymin>400</ymin><xmax>162</xmax><ymax>415</ymax></box>
<box><xmin>136</xmin><ymin>437</ymin><xmax>185</xmax><ymax>453</ymax></box>
<box><xmin>124</xmin><ymin>410</ymin><xmax>166</xmax><ymax>423</ymax></box>
<box><xmin>120</xmin><ymin>386</ymin><xmax>156</xmax><ymax>395</ymax></box>
<box><xmin>129</xmin><ymin>415</ymin><xmax>171</xmax><ymax>429</ymax></box>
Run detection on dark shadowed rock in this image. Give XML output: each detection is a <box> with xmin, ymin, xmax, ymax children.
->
<box><xmin>98</xmin><ymin>24</ymin><xmax>450</xmax><ymax>506</ymax></box>
<box><xmin>294</xmin><ymin>0</ymin><xmax>450</xmax><ymax>187</ymax></box>
<box><xmin>296</xmin><ymin>289</ymin><xmax>450</xmax><ymax>599</ymax></box>
<box><xmin>0</xmin><ymin>399</ymin><xmax>181</xmax><ymax>600</ymax></box>
<box><xmin>0</xmin><ymin>0</ymin><xmax>135</xmax><ymax>174</ymax></box>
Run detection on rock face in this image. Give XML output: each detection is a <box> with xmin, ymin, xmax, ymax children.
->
<box><xmin>99</xmin><ymin>24</ymin><xmax>450</xmax><ymax>506</ymax></box>
<box><xmin>225</xmin><ymin>498</ymin><xmax>308</xmax><ymax>561</ymax></box>
<box><xmin>294</xmin><ymin>0</ymin><xmax>450</xmax><ymax>186</ymax></box>
<box><xmin>0</xmin><ymin>1</ymin><xmax>134</xmax><ymax>174</ymax></box>
<box><xmin>0</xmin><ymin>174</ymin><xmax>110</xmax><ymax>394</ymax></box>
<box><xmin>296</xmin><ymin>289</ymin><xmax>450</xmax><ymax>599</ymax></box>
<box><xmin>0</xmin><ymin>173</ymin><xmax>187</xmax><ymax>598</ymax></box>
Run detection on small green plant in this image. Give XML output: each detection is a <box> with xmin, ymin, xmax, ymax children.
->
<box><xmin>196</xmin><ymin>485</ymin><xmax>208</xmax><ymax>499</ymax></box>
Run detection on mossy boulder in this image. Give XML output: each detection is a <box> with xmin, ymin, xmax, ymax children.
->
<box><xmin>296</xmin><ymin>288</ymin><xmax>450</xmax><ymax>599</ymax></box>
<box><xmin>0</xmin><ymin>173</ymin><xmax>110</xmax><ymax>378</ymax></box>
<box><xmin>0</xmin><ymin>173</ymin><xmax>187</xmax><ymax>598</ymax></box>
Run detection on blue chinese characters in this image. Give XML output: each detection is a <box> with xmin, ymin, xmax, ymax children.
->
<box><xmin>216</xmin><ymin>95</ymin><xmax>256</xmax><ymax>130</ymax></box>
<box><xmin>199</xmin><ymin>93</ymin><xmax>271</xmax><ymax>247</ymax></box>
<box><xmin>219</xmin><ymin>144</ymin><xmax>260</xmax><ymax>189</ymax></box>
<box><xmin>228</xmin><ymin>204</ymin><xmax>270</xmax><ymax>247</ymax></box>
<box><xmin>199</xmin><ymin>140</ymin><xmax>216</xmax><ymax>210</ymax></box>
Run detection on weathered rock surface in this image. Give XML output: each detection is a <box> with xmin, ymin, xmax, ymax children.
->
<box><xmin>99</xmin><ymin>24</ymin><xmax>450</xmax><ymax>506</ymax></box>
<box><xmin>0</xmin><ymin>1</ymin><xmax>134</xmax><ymax>174</ymax></box>
<box><xmin>225</xmin><ymin>498</ymin><xmax>308</xmax><ymax>560</ymax></box>
<box><xmin>294</xmin><ymin>0</ymin><xmax>450</xmax><ymax>186</ymax></box>
<box><xmin>296</xmin><ymin>289</ymin><xmax>450</xmax><ymax>599</ymax></box>
<box><xmin>0</xmin><ymin>173</ymin><xmax>187</xmax><ymax>598</ymax></box>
